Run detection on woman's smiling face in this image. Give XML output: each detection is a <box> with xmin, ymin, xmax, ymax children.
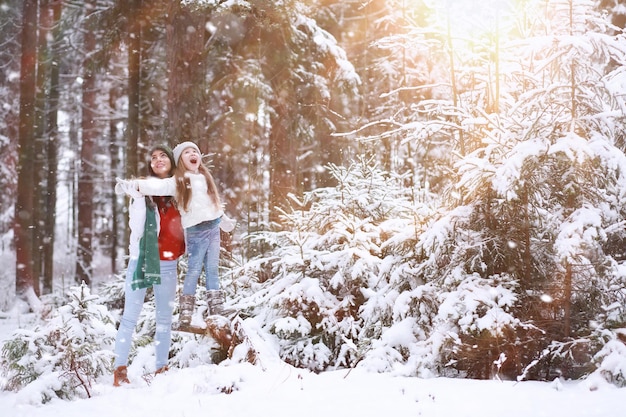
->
<box><xmin>150</xmin><ymin>150</ymin><xmax>172</xmax><ymax>178</ymax></box>
<box><xmin>180</xmin><ymin>146</ymin><xmax>201</xmax><ymax>173</ymax></box>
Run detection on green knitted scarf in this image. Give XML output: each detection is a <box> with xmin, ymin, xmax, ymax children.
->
<box><xmin>131</xmin><ymin>201</ymin><xmax>161</xmax><ymax>290</ymax></box>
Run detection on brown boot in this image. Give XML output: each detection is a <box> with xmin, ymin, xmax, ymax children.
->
<box><xmin>178</xmin><ymin>294</ymin><xmax>195</xmax><ymax>327</ymax></box>
<box><xmin>206</xmin><ymin>290</ymin><xmax>225</xmax><ymax>316</ymax></box>
<box><xmin>155</xmin><ymin>365</ymin><xmax>168</xmax><ymax>375</ymax></box>
<box><xmin>113</xmin><ymin>365</ymin><xmax>130</xmax><ymax>386</ymax></box>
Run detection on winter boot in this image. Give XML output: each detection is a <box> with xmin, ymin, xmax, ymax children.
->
<box><xmin>178</xmin><ymin>294</ymin><xmax>196</xmax><ymax>327</ymax></box>
<box><xmin>113</xmin><ymin>365</ymin><xmax>130</xmax><ymax>386</ymax></box>
<box><xmin>154</xmin><ymin>365</ymin><xmax>168</xmax><ymax>376</ymax></box>
<box><xmin>206</xmin><ymin>290</ymin><xmax>225</xmax><ymax>316</ymax></box>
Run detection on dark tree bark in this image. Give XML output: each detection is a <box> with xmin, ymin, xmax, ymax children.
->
<box><xmin>126</xmin><ymin>0</ymin><xmax>140</xmax><ymax>177</ymax></box>
<box><xmin>264</xmin><ymin>25</ymin><xmax>297</xmax><ymax>227</ymax></box>
<box><xmin>42</xmin><ymin>0</ymin><xmax>62</xmax><ymax>294</ymax></box>
<box><xmin>138</xmin><ymin>1</ymin><xmax>166</xmax><ymax>155</ymax></box>
<box><xmin>75</xmin><ymin>0</ymin><xmax>97</xmax><ymax>286</ymax></box>
<box><xmin>15</xmin><ymin>0</ymin><xmax>38</xmax><ymax>303</ymax></box>
<box><xmin>563</xmin><ymin>262</ymin><xmax>572</xmax><ymax>338</ymax></box>
<box><xmin>165</xmin><ymin>1</ymin><xmax>206</xmax><ymax>145</ymax></box>
<box><xmin>268</xmin><ymin>94</ymin><xmax>297</xmax><ymax>227</ymax></box>
<box><xmin>109</xmin><ymin>84</ymin><xmax>121</xmax><ymax>273</ymax></box>
<box><xmin>33</xmin><ymin>0</ymin><xmax>53</xmax><ymax>294</ymax></box>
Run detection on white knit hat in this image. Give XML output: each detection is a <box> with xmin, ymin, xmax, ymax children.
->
<box><xmin>172</xmin><ymin>141</ymin><xmax>201</xmax><ymax>165</ymax></box>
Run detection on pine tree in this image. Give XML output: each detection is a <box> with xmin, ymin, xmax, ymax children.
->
<box><xmin>0</xmin><ymin>283</ymin><xmax>116</xmax><ymax>402</ymax></box>
<box><xmin>411</xmin><ymin>0</ymin><xmax>626</xmax><ymax>379</ymax></box>
<box><xmin>233</xmin><ymin>157</ymin><xmax>429</xmax><ymax>371</ymax></box>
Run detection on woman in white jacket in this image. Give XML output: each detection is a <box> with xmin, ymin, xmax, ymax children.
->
<box><xmin>118</xmin><ymin>141</ymin><xmax>234</xmax><ymax>328</ymax></box>
<box><xmin>113</xmin><ymin>145</ymin><xmax>185</xmax><ymax>386</ymax></box>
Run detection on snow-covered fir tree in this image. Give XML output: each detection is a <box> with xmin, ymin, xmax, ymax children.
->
<box><xmin>231</xmin><ymin>157</ymin><xmax>434</xmax><ymax>371</ymax></box>
<box><xmin>0</xmin><ymin>284</ymin><xmax>117</xmax><ymax>403</ymax></box>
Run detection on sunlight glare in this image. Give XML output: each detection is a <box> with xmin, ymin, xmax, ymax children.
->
<box><xmin>443</xmin><ymin>0</ymin><xmax>511</xmax><ymax>39</ymax></box>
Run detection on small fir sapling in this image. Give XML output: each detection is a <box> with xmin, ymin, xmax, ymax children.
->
<box><xmin>0</xmin><ymin>283</ymin><xmax>116</xmax><ymax>403</ymax></box>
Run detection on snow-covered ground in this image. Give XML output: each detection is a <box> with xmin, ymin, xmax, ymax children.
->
<box><xmin>0</xmin><ymin>307</ymin><xmax>624</xmax><ymax>417</ymax></box>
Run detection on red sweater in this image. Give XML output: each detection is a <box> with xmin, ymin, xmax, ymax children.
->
<box><xmin>153</xmin><ymin>196</ymin><xmax>185</xmax><ymax>261</ymax></box>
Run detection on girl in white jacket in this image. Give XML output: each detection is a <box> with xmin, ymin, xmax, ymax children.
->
<box><xmin>118</xmin><ymin>141</ymin><xmax>234</xmax><ymax>328</ymax></box>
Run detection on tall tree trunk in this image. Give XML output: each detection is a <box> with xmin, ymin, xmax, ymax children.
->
<box><xmin>445</xmin><ymin>1</ymin><xmax>464</xmax><ymax>158</ymax></box>
<box><xmin>563</xmin><ymin>262</ymin><xmax>572</xmax><ymax>338</ymax></box>
<box><xmin>33</xmin><ymin>0</ymin><xmax>52</xmax><ymax>294</ymax></box>
<box><xmin>76</xmin><ymin>0</ymin><xmax>97</xmax><ymax>286</ymax></box>
<box><xmin>268</xmin><ymin>100</ymin><xmax>297</xmax><ymax>227</ymax></box>
<box><xmin>165</xmin><ymin>1</ymin><xmax>205</xmax><ymax>145</ymax></box>
<box><xmin>521</xmin><ymin>184</ymin><xmax>532</xmax><ymax>288</ymax></box>
<box><xmin>139</xmin><ymin>0</ymin><xmax>165</xmax><ymax>154</ymax></box>
<box><xmin>109</xmin><ymin>84</ymin><xmax>121</xmax><ymax>273</ymax></box>
<box><xmin>127</xmin><ymin>0</ymin><xmax>140</xmax><ymax>177</ymax></box>
<box><xmin>42</xmin><ymin>0</ymin><xmax>62</xmax><ymax>294</ymax></box>
<box><xmin>15</xmin><ymin>0</ymin><xmax>39</xmax><ymax>305</ymax></box>
<box><xmin>265</xmin><ymin>28</ymin><xmax>297</xmax><ymax>227</ymax></box>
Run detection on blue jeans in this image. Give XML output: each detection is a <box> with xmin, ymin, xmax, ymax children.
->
<box><xmin>114</xmin><ymin>258</ymin><xmax>178</xmax><ymax>370</ymax></box>
<box><xmin>183</xmin><ymin>218</ymin><xmax>221</xmax><ymax>295</ymax></box>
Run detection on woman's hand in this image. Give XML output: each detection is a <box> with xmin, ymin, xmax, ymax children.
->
<box><xmin>115</xmin><ymin>178</ymin><xmax>142</xmax><ymax>198</ymax></box>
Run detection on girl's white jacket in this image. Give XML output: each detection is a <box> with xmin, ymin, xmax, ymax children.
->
<box><xmin>115</xmin><ymin>175</ymin><xmax>236</xmax><ymax>233</ymax></box>
<box><xmin>134</xmin><ymin>174</ymin><xmax>224</xmax><ymax>229</ymax></box>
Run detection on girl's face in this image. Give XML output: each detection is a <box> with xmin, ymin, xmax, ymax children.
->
<box><xmin>180</xmin><ymin>147</ymin><xmax>201</xmax><ymax>173</ymax></box>
<box><xmin>150</xmin><ymin>150</ymin><xmax>172</xmax><ymax>178</ymax></box>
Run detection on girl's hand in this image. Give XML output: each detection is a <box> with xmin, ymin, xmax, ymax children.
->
<box><xmin>220</xmin><ymin>214</ymin><xmax>236</xmax><ymax>233</ymax></box>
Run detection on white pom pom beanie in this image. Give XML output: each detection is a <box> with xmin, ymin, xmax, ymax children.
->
<box><xmin>172</xmin><ymin>141</ymin><xmax>201</xmax><ymax>166</ymax></box>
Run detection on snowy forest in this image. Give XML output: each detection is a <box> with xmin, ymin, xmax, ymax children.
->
<box><xmin>2</xmin><ymin>0</ymin><xmax>626</xmax><ymax>400</ymax></box>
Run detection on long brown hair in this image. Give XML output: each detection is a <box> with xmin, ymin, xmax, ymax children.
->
<box><xmin>174</xmin><ymin>159</ymin><xmax>221</xmax><ymax>212</ymax></box>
